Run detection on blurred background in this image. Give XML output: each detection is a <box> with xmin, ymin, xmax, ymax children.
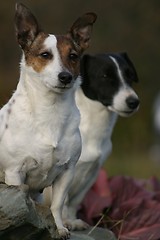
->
<box><xmin>0</xmin><ymin>0</ymin><xmax>160</xmax><ymax>178</ymax></box>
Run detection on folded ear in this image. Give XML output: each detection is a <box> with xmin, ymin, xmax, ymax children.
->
<box><xmin>80</xmin><ymin>54</ymin><xmax>91</xmax><ymax>74</ymax></box>
<box><xmin>15</xmin><ymin>3</ymin><xmax>42</xmax><ymax>50</ymax></box>
<box><xmin>120</xmin><ymin>52</ymin><xmax>139</xmax><ymax>82</ymax></box>
<box><xmin>68</xmin><ymin>12</ymin><xmax>97</xmax><ymax>52</ymax></box>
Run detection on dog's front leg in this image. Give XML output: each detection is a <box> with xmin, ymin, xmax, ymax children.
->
<box><xmin>51</xmin><ymin>167</ymin><xmax>74</xmax><ymax>239</ymax></box>
<box><xmin>5</xmin><ymin>168</ymin><xmax>22</xmax><ymax>185</ymax></box>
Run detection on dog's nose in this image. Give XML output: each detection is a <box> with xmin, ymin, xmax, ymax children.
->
<box><xmin>58</xmin><ymin>72</ymin><xmax>73</xmax><ymax>85</ymax></box>
<box><xmin>126</xmin><ymin>96</ymin><xmax>140</xmax><ymax>110</ymax></box>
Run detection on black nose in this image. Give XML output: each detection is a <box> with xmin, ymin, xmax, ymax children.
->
<box><xmin>126</xmin><ymin>96</ymin><xmax>140</xmax><ymax>110</ymax></box>
<box><xmin>58</xmin><ymin>72</ymin><xmax>73</xmax><ymax>85</ymax></box>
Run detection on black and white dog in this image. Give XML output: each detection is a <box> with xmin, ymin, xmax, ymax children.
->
<box><xmin>62</xmin><ymin>52</ymin><xmax>140</xmax><ymax>229</ymax></box>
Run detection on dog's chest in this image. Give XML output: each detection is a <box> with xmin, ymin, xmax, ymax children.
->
<box><xmin>23</xmin><ymin>112</ymin><xmax>81</xmax><ymax>189</ymax></box>
<box><xmin>0</xmin><ymin>93</ymin><xmax>81</xmax><ymax>190</ymax></box>
<box><xmin>76</xmin><ymin>88</ymin><xmax>118</xmax><ymax>164</ymax></box>
<box><xmin>80</xmin><ymin>111</ymin><xmax>114</xmax><ymax>164</ymax></box>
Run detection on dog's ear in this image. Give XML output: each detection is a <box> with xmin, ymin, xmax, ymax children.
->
<box><xmin>15</xmin><ymin>3</ymin><xmax>42</xmax><ymax>50</ymax></box>
<box><xmin>80</xmin><ymin>54</ymin><xmax>90</xmax><ymax>72</ymax></box>
<box><xmin>120</xmin><ymin>52</ymin><xmax>139</xmax><ymax>83</ymax></box>
<box><xmin>80</xmin><ymin>54</ymin><xmax>94</xmax><ymax>77</ymax></box>
<box><xmin>80</xmin><ymin>54</ymin><xmax>97</xmax><ymax>100</ymax></box>
<box><xmin>68</xmin><ymin>13</ymin><xmax>97</xmax><ymax>52</ymax></box>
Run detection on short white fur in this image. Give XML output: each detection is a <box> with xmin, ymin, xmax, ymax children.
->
<box><xmin>0</xmin><ymin>18</ymin><xmax>82</xmax><ymax>240</ymax></box>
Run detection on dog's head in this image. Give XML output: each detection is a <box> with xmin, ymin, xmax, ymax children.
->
<box><xmin>15</xmin><ymin>3</ymin><xmax>97</xmax><ymax>93</ymax></box>
<box><xmin>80</xmin><ymin>52</ymin><xmax>140</xmax><ymax>117</ymax></box>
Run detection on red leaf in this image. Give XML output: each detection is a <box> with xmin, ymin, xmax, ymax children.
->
<box><xmin>80</xmin><ymin>170</ymin><xmax>160</xmax><ymax>240</ymax></box>
<box><xmin>109</xmin><ymin>176</ymin><xmax>153</xmax><ymax>207</ymax></box>
<box><xmin>120</xmin><ymin>225</ymin><xmax>160</xmax><ymax>240</ymax></box>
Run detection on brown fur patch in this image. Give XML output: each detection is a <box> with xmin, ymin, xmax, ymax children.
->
<box><xmin>56</xmin><ymin>35</ymin><xmax>81</xmax><ymax>79</ymax></box>
<box><xmin>24</xmin><ymin>32</ymin><xmax>52</xmax><ymax>72</ymax></box>
<box><xmin>25</xmin><ymin>32</ymin><xmax>81</xmax><ymax>78</ymax></box>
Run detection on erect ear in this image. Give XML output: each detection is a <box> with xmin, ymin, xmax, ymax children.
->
<box><xmin>15</xmin><ymin>3</ymin><xmax>42</xmax><ymax>50</ymax></box>
<box><xmin>120</xmin><ymin>52</ymin><xmax>139</xmax><ymax>83</ymax></box>
<box><xmin>68</xmin><ymin>13</ymin><xmax>97</xmax><ymax>52</ymax></box>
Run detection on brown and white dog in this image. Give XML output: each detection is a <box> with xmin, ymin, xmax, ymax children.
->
<box><xmin>0</xmin><ymin>3</ymin><xmax>96</xmax><ymax>239</ymax></box>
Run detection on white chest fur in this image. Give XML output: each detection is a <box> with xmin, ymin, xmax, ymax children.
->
<box><xmin>0</xmin><ymin>76</ymin><xmax>81</xmax><ymax>190</ymax></box>
<box><xmin>76</xmin><ymin>88</ymin><xmax>118</xmax><ymax>165</ymax></box>
<box><xmin>68</xmin><ymin>88</ymin><xmax>118</xmax><ymax>206</ymax></box>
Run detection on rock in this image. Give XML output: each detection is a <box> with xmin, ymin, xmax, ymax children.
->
<box><xmin>0</xmin><ymin>183</ymin><xmax>58</xmax><ymax>239</ymax></box>
<box><xmin>0</xmin><ymin>178</ymin><xmax>116</xmax><ymax>240</ymax></box>
<box><xmin>71</xmin><ymin>232</ymin><xmax>93</xmax><ymax>240</ymax></box>
<box><xmin>0</xmin><ymin>168</ymin><xmax>4</xmax><ymax>182</ymax></box>
<box><xmin>71</xmin><ymin>227</ymin><xmax>117</xmax><ymax>240</ymax></box>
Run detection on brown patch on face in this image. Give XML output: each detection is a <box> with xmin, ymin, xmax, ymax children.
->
<box><xmin>56</xmin><ymin>35</ymin><xmax>81</xmax><ymax>79</ymax></box>
<box><xmin>24</xmin><ymin>32</ymin><xmax>53</xmax><ymax>72</ymax></box>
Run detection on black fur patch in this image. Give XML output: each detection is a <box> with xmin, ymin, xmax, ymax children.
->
<box><xmin>80</xmin><ymin>53</ymin><xmax>138</xmax><ymax>107</ymax></box>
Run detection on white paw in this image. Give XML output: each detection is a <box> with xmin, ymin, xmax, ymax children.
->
<box><xmin>58</xmin><ymin>226</ymin><xmax>70</xmax><ymax>239</ymax></box>
<box><xmin>63</xmin><ymin>218</ymin><xmax>89</xmax><ymax>231</ymax></box>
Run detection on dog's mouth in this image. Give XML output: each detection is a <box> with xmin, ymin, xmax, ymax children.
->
<box><xmin>108</xmin><ymin>106</ymin><xmax>138</xmax><ymax>117</ymax></box>
<box><xmin>55</xmin><ymin>86</ymin><xmax>71</xmax><ymax>90</ymax></box>
<box><xmin>45</xmin><ymin>81</ymin><xmax>73</xmax><ymax>92</ymax></box>
<box><xmin>52</xmin><ymin>84</ymin><xmax>74</xmax><ymax>93</ymax></box>
<box><xmin>120</xmin><ymin>110</ymin><xmax>135</xmax><ymax>116</ymax></box>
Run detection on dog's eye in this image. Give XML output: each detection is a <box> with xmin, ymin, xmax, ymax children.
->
<box><xmin>101</xmin><ymin>74</ymin><xmax>107</xmax><ymax>80</ymax></box>
<box><xmin>40</xmin><ymin>52</ymin><xmax>53</xmax><ymax>59</ymax></box>
<box><xmin>69</xmin><ymin>53</ymin><xmax>79</xmax><ymax>62</ymax></box>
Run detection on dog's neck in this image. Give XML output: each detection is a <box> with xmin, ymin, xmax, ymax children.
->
<box><xmin>76</xmin><ymin>87</ymin><xmax>118</xmax><ymax>136</ymax></box>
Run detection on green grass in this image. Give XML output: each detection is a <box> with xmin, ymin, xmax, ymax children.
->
<box><xmin>104</xmin><ymin>151</ymin><xmax>160</xmax><ymax>179</ymax></box>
